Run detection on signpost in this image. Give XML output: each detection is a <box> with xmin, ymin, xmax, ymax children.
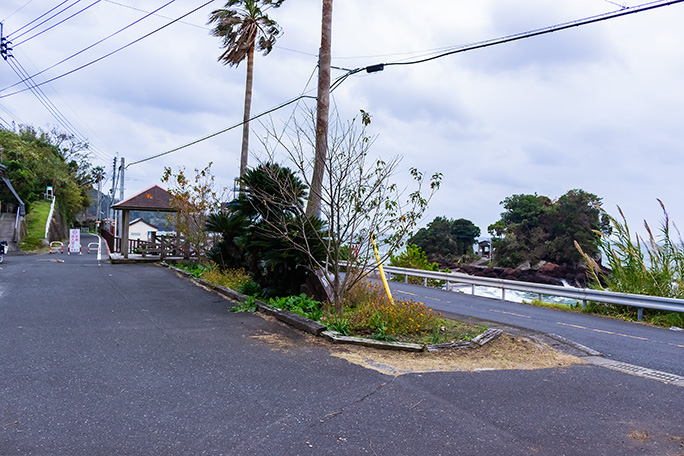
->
<box><xmin>68</xmin><ymin>228</ymin><xmax>81</xmax><ymax>255</ymax></box>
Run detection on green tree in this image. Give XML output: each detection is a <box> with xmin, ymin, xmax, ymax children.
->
<box><xmin>410</xmin><ymin>216</ymin><xmax>480</xmax><ymax>263</ymax></box>
<box><xmin>0</xmin><ymin>126</ymin><xmax>92</xmax><ymax>223</ymax></box>
<box><xmin>389</xmin><ymin>244</ymin><xmax>439</xmax><ymax>284</ymax></box>
<box><xmin>162</xmin><ymin>163</ymin><xmax>224</xmax><ymax>263</ymax></box>
<box><xmin>547</xmin><ymin>189</ymin><xmax>610</xmax><ymax>265</ymax></box>
<box><xmin>488</xmin><ymin>190</ymin><xmax>607</xmax><ymax>268</ymax></box>
<box><xmin>208</xmin><ymin>0</ymin><xmax>283</xmax><ymax>181</ymax></box>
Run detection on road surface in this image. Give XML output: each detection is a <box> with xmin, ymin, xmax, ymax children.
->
<box><xmin>0</xmin><ymin>244</ymin><xmax>682</xmax><ymax>455</ymax></box>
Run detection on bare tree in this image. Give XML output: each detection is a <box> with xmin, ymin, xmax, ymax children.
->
<box><xmin>253</xmin><ymin>109</ymin><xmax>442</xmax><ymax>312</ymax></box>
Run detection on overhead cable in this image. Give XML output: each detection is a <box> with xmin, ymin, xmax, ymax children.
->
<box><xmin>127</xmin><ymin>0</ymin><xmax>684</xmax><ymax>168</ymax></box>
<box><xmin>127</xmin><ymin>93</ymin><xmax>317</xmax><ymax>168</ymax></box>
<box><xmin>0</xmin><ymin>1</ymin><xmax>213</xmax><ymax>100</ymax></box>
<box><xmin>381</xmin><ymin>0</ymin><xmax>684</xmax><ymax>69</ymax></box>
<box><xmin>0</xmin><ymin>0</ymin><xmax>175</xmax><ymax>94</ymax></box>
<box><xmin>7</xmin><ymin>55</ymin><xmax>112</xmax><ymax>162</ymax></box>
<box><xmin>103</xmin><ymin>0</ymin><xmax>205</xmax><ymax>30</ymax></box>
<box><xmin>12</xmin><ymin>1</ymin><xmax>102</xmax><ymax>46</ymax></box>
<box><xmin>2</xmin><ymin>0</ymin><xmax>37</xmax><ymax>23</ymax></box>
<box><xmin>6</xmin><ymin>0</ymin><xmax>72</xmax><ymax>37</ymax></box>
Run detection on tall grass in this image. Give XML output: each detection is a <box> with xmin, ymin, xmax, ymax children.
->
<box><xmin>577</xmin><ymin>200</ymin><xmax>684</xmax><ymax>326</ymax></box>
<box><xmin>19</xmin><ymin>200</ymin><xmax>51</xmax><ymax>251</ymax></box>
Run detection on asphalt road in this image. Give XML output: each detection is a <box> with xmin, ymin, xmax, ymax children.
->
<box><xmin>1</xmin><ymin>242</ymin><xmax>683</xmax><ymax>455</ymax></box>
<box><xmin>382</xmin><ymin>280</ymin><xmax>684</xmax><ymax>378</ymax></box>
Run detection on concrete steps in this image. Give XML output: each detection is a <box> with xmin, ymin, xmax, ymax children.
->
<box><xmin>0</xmin><ymin>212</ymin><xmax>18</xmax><ymax>247</ymax></box>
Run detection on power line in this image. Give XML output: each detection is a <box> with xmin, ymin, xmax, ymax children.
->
<box><xmin>103</xmin><ymin>0</ymin><xmax>206</xmax><ymax>30</ymax></box>
<box><xmin>0</xmin><ymin>113</ymin><xmax>12</xmax><ymax>129</ymax></box>
<box><xmin>127</xmin><ymin>92</ymin><xmax>318</xmax><ymax>168</ymax></box>
<box><xmin>0</xmin><ymin>0</ymin><xmax>175</xmax><ymax>94</ymax></box>
<box><xmin>15</xmin><ymin>47</ymin><xmax>114</xmax><ymax>161</ymax></box>
<box><xmin>13</xmin><ymin>1</ymin><xmax>103</xmax><ymax>47</ymax></box>
<box><xmin>0</xmin><ymin>1</ymin><xmax>213</xmax><ymax>100</ymax></box>
<box><xmin>6</xmin><ymin>55</ymin><xmax>112</xmax><ymax>162</ymax></box>
<box><xmin>1</xmin><ymin>0</ymin><xmax>37</xmax><ymax>23</ymax></box>
<box><xmin>7</xmin><ymin>0</ymin><xmax>73</xmax><ymax>38</ymax></box>
<box><xmin>380</xmin><ymin>0</ymin><xmax>684</xmax><ymax>69</ymax></box>
<box><xmin>10</xmin><ymin>1</ymin><xmax>92</xmax><ymax>43</ymax></box>
<box><xmin>128</xmin><ymin>0</ymin><xmax>684</xmax><ymax>169</ymax></box>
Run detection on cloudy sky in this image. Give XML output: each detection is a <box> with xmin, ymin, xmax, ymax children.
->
<box><xmin>1</xmin><ymin>0</ymin><xmax>683</xmax><ymax>238</ymax></box>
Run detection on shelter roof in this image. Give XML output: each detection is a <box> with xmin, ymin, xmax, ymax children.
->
<box><xmin>112</xmin><ymin>185</ymin><xmax>176</xmax><ymax>212</ymax></box>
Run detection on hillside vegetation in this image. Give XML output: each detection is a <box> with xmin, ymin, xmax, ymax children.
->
<box><xmin>0</xmin><ymin>126</ymin><xmax>94</xmax><ymax>225</ymax></box>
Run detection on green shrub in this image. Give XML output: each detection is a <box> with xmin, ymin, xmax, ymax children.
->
<box><xmin>230</xmin><ymin>296</ymin><xmax>258</xmax><ymax>313</ymax></box>
<box><xmin>237</xmin><ymin>279</ymin><xmax>261</xmax><ymax>297</ymax></box>
<box><xmin>269</xmin><ymin>294</ymin><xmax>322</xmax><ymax>321</ymax></box>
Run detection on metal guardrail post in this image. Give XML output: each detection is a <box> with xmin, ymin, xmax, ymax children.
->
<box><xmin>638</xmin><ymin>308</ymin><xmax>643</xmax><ymax>321</ymax></box>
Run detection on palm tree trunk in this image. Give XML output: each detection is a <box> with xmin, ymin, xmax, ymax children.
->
<box><xmin>240</xmin><ymin>42</ymin><xmax>256</xmax><ymax>182</ymax></box>
<box><xmin>306</xmin><ymin>0</ymin><xmax>333</xmax><ymax>218</ymax></box>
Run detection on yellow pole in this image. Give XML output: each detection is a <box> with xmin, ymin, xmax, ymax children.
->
<box><xmin>371</xmin><ymin>233</ymin><xmax>394</xmax><ymax>305</ymax></box>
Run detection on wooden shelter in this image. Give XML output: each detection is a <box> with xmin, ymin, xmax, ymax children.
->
<box><xmin>111</xmin><ymin>185</ymin><xmax>176</xmax><ymax>258</ymax></box>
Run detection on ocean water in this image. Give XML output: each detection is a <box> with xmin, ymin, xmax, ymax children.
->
<box><xmin>447</xmin><ymin>283</ymin><xmax>581</xmax><ymax>307</ymax></box>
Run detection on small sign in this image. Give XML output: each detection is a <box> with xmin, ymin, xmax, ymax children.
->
<box><xmin>68</xmin><ymin>229</ymin><xmax>81</xmax><ymax>254</ymax></box>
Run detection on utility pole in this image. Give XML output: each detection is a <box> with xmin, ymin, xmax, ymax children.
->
<box><xmin>109</xmin><ymin>156</ymin><xmax>118</xmax><ymax>232</ymax></box>
<box><xmin>96</xmin><ymin>170</ymin><xmax>102</xmax><ymax>231</ymax></box>
<box><xmin>0</xmin><ymin>23</ymin><xmax>13</xmax><ymax>61</ymax></box>
<box><xmin>117</xmin><ymin>157</ymin><xmax>125</xmax><ymax>238</ymax></box>
<box><xmin>306</xmin><ymin>0</ymin><xmax>333</xmax><ymax>218</ymax></box>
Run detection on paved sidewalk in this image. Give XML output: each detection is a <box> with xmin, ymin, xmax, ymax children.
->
<box><xmin>1</xmin><ymin>253</ymin><xmax>682</xmax><ymax>455</ymax></box>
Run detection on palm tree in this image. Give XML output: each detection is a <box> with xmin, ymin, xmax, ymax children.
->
<box><xmin>91</xmin><ymin>166</ymin><xmax>105</xmax><ymax>226</ymax></box>
<box><xmin>208</xmin><ymin>0</ymin><xmax>284</xmax><ymax>182</ymax></box>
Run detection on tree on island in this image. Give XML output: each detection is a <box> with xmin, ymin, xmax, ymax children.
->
<box><xmin>488</xmin><ymin>189</ymin><xmax>610</xmax><ymax>268</ymax></box>
<box><xmin>409</xmin><ymin>216</ymin><xmax>480</xmax><ymax>263</ymax></box>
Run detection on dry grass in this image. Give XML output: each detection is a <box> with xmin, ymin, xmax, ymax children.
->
<box><xmin>247</xmin><ymin>314</ymin><xmax>584</xmax><ymax>375</ymax></box>
<box><xmin>327</xmin><ymin>334</ymin><xmax>584</xmax><ymax>375</ymax></box>
<box><xmin>629</xmin><ymin>430</ymin><xmax>651</xmax><ymax>442</ymax></box>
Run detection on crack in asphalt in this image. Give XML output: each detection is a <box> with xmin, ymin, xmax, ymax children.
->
<box><xmin>315</xmin><ymin>376</ymin><xmax>398</xmax><ymax>425</ymax></box>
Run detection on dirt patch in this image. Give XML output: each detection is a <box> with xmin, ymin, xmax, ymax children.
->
<box><xmin>629</xmin><ymin>430</ymin><xmax>651</xmax><ymax>442</ymax></box>
<box><xmin>250</xmin><ymin>331</ymin><xmax>302</xmax><ymax>352</ymax></box>
<box><xmin>243</xmin><ymin>308</ymin><xmax>583</xmax><ymax>374</ymax></box>
<box><xmin>328</xmin><ymin>334</ymin><xmax>583</xmax><ymax>375</ymax></box>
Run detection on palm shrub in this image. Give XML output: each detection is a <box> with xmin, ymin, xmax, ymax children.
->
<box><xmin>205</xmin><ymin>211</ymin><xmax>249</xmax><ymax>269</ymax></box>
<box><xmin>206</xmin><ymin>163</ymin><xmax>327</xmax><ymax>297</ymax></box>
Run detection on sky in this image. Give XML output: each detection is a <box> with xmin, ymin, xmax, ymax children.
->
<box><xmin>1</xmin><ymin>0</ymin><xmax>683</xmax><ymax>240</ymax></box>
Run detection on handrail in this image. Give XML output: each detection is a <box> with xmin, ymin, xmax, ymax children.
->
<box><xmin>13</xmin><ymin>206</ymin><xmax>20</xmax><ymax>242</ymax></box>
<box><xmin>45</xmin><ymin>196</ymin><xmax>56</xmax><ymax>239</ymax></box>
<box><xmin>361</xmin><ymin>263</ymin><xmax>684</xmax><ymax>315</ymax></box>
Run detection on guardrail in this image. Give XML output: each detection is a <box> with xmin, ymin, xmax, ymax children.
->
<box><xmin>364</xmin><ymin>264</ymin><xmax>684</xmax><ymax>319</ymax></box>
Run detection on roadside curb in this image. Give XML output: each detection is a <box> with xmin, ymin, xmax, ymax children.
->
<box><xmin>546</xmin><ymin>333</ymin><xmax>604</xmax><ymax>357</ymax></box>
<box><xmin>163</xmin><ymin>264</ymin><xmax>505</xmax><ymax>352</ymax></box>
<box><xmin>165</xmin><ymin>264</ymin><xmax>326</xmax><ymax>336</ymax></box>
<box><xmin>581</xmin><ymin>356</ymin><xmax>684</xmax><ymax>388</ymax></box>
